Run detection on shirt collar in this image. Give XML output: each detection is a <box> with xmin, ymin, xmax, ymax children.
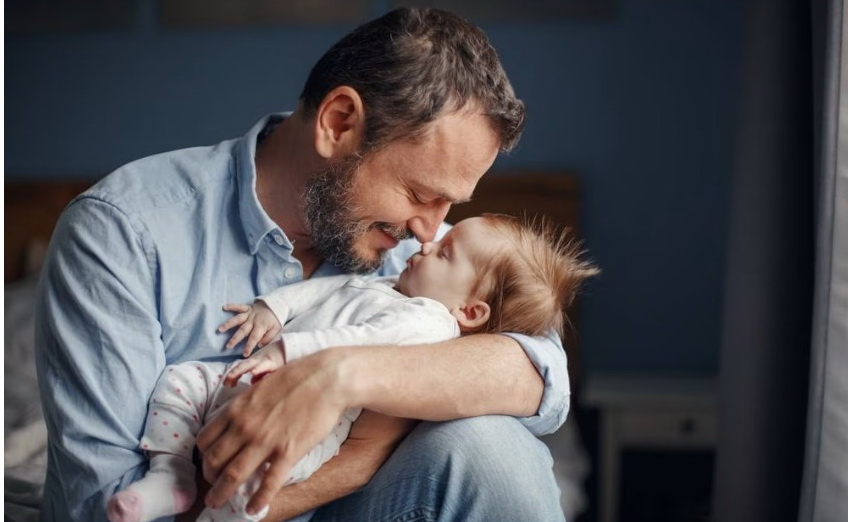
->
<box><xmin>236</xmin><ymin>112</ymin><xmax>295</xmax><ymax>255</ymax></box>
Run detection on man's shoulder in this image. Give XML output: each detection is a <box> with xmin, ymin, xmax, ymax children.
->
<box><xmin>78</xmin><ymin>139</ymin><xmax>240</xmax><ymax>217</ymax></box>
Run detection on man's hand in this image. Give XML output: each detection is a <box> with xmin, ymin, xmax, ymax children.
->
<box><xmin>263</xmin><ymin>410</ymin><xmax>418</xmax><ymax>521</ymax></box>
<box><xmin>196</xmin><ymin>335</ymin><xmax>545</xmax><ymax>516</ymax></box>
<box><xmin>181</xmin><ymin>410</ymin><xmax>417</xmax><ymax>522</ymax></box>
<box><xmin>196</xmin><ymin>348</ymin><xmax>351</xmax><ymax>515</ymax></box>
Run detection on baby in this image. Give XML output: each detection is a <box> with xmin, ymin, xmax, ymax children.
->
<box><xmin>107</xmin><ymin>214</ymin><xmax>598</xmax><ymax>522</ymax></box>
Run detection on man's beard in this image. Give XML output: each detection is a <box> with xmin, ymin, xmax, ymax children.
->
<box><xmin>303</xmin><ymin>154</ymin><xmax>411</xmax><ymax>273</ymax></box>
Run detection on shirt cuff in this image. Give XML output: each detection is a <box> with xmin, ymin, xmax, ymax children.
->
<box><xmin>502</xmin><ymin>331</ymin><xmax>571</xmax><ymax>436</ymax></box>
<box><xmin>257</xmin><ymin>294</ymin><xmax>291</xmax><ymax>327</ymax></box>
<box><xmin>280</xmin><ymin>331</ymin><xmax>317</xmax><ymax>362</ymax></box>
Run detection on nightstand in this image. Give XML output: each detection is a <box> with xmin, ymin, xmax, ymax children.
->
<box><xmin>582</xmin><ymin>374</ymin><xmax>717</xmax><ymax>522</ymax></box>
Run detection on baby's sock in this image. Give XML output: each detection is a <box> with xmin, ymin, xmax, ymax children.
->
<box><xmin>107</xmin><ymin>453</ymin><xmax>197</xmax><ymax>522</ymax></box>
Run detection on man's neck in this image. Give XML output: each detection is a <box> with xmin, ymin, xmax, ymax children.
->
<box><xmin>254</xmin><ymin>111</ymin><xmax>324</xmax><ymax>277</ymax></box>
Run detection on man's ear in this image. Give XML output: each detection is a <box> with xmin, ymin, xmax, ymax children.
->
<box><xmin>313</xmin><ymin>86</ymin><xmax>365</xmax><ymax>160</ymax></box>
<box><xmin>451</xmin><ymin>300</ymin><xmax>491</xmax><ymax>331</ymax></box>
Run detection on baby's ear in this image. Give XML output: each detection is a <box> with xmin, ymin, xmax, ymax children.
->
<box><xmin>451</xmin><ymin>300</ymin><xmax>491</xmax><ymax>331</ymax></box>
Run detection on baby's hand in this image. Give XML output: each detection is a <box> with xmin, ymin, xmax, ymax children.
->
<box><xmin>223</xmin><ymin>344</ymin><xmax>286</xmax><ymax>387</ymax></box>
<box><xmin>218</xmin><ymin>301</ymin><xmax>282</xmax><ymax>357</ymax></box>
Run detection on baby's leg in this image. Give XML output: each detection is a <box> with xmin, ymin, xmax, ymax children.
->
<box><xmin>108</xmin><ymin>362</ymin><xmax>219</xmax><ymax>522</ymax></box>
<box><xmin>107</xmin><ymin>453</ymin><xmax>196</xmax><ymax>522</ymax></box>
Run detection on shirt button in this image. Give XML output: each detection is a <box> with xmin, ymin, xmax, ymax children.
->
<box><xmin>273</xmin><ymin>233</ymin><xmax>285</xmax><ymax>245</ymax></box>
<box><xmin>284</xmin><ymin>267</ymin><xmax>296</xmax><ymax>279</ymax></box>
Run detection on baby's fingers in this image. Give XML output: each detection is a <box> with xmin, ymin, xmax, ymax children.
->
<box><xmin>243</xmin><ymin>328</ymin><xmax>268</xmax><ymax>357</ymax></box>
<box><xmin>259</xmin><ymin>326</ymin><xmax>281</xmax><ymax>349</ymax></box>
<box><xmin>224</xmin><ymin>361</ymin><xmax>255</xmax><ymax>386</ymax></box>
<box><xmin>225</xmin><ymin>322</ymin><xmax>253</xmax><ymax>349</ymax></box>
<box><xmin>222</xmin><ymin>303</ymin><xmax>251</xmax><ymax>313</ymax></box>
<box><xmin>217</xmin><ymin>313</ymin><xmax>249</xmax><ymax>334</ymax></box>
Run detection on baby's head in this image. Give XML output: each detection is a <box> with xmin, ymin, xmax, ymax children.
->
<box><xmin>396</xmin><ymin>214</ymin><xmax>599</xmax><ymax>336</ymax></box>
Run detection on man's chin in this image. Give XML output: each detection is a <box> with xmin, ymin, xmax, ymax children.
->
<box><xmin>351</xmin><ymin>250</ymin><xmax>386</xmax><ymax>274</ymax></box>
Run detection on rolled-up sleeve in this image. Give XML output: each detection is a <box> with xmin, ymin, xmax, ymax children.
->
<box><xmin>35</xmin><ymin>196</ymin><xmax>165</xmax><ymax>521</ymax></box>
<box><xmin>501</xmin><ymin>331</ymin><xmax>570</xmax><ymax>436</ymax></box>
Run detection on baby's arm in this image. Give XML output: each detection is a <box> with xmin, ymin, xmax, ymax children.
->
<box><xmin>224</xmin><ymin>298</ymin><xmax>456</xmax><ymax>386</ymax></box>
<box><xmin>281</xmin><ymin>298</ymin><xmax>460</xmax><ymax>362</ymax></box>
<box><xmin>218</xmin><ymin>275</ymin><xmax>353</xmax><ymax>356</ymax></box>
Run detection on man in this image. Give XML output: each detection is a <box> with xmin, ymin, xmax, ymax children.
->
<box><xmin>36</xmin><ymin>8</ymin><xmax>570</xmax><ymax>521</ymax></box>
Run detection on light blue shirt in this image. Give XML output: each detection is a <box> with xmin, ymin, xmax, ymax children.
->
<box><xmin>34</xmin><ymin>113</ymin><xmax>570</xmax><ymax>521</ymax></box>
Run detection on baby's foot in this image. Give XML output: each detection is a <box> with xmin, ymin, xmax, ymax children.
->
<box><xmin>106</xmin><ymin>484</ymin><xmax>196</xmax><ymax>522</ymax></box>
<box><xmin>106</xmin><ymin>490</ymin><xmax>143</xmax><ymax>522</ymax></box>
<box><xmin>172</xmin><ymin>487</ymin><xmax>195</xmax><ymax>512</ymax></box>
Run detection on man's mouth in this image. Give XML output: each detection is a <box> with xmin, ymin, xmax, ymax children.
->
<box><xmin>378</xmin><ymin>229</ymin><xmax>400</xmax><ymax>249</ymax></box>
<box><xmin>372</xmin><ymin>222</ymin><xmax>412</xmax><ymax>242</ymax></box>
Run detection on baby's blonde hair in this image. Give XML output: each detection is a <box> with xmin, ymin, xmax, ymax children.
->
<box><xmin>469</xmin><ymin>214</ymin><xmax>599</xmax><ymax>338</ymax></box>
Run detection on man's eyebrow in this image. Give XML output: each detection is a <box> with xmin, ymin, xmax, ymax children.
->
<box><xmin>433</xmin><ymin>187</ymin><xmax>472</xmax><ymax>205</ymax></box>
<box><xmin>450</xmin><ymin>193</ymin><xmax>473</xmax><ymax>205</ymax></box>
<box><xmin>415</xmin><ymin>182</ymin><xmax>471</xmax><ymax>205</ymax></box>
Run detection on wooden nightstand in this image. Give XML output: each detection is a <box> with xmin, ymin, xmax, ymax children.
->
<box><xmin>582</xmin><ymin>374</ymin><xmax>717</xmax><ymax>522</ymax></box>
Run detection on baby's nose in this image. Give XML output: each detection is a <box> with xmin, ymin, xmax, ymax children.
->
<box><xmin>420</xmin><ymin>241</ymin><xmax>435</xmax><ymax>255</ymax></box>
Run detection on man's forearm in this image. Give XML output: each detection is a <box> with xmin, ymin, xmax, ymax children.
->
<box><xmin>195</xmin><ymin>335</ymin><xmax>549</xmax><ymax>510</ymax></box>
<box><xmin>264</xmin><ymin>411</ymin><xmax>417</xmax><ymax>521</ymax></box>
<box><xmin>340</xmin><ymin>334</ymin><xmax>544</xmax><ymax>421</ymax></box>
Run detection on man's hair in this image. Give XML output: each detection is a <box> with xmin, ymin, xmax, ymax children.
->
<box><xmin>470</xmin><ymin>214</ymin><xmax>600</xmax><ymax>338</ymax></box>
<box><xmin>299</xmin><ymin>7</ymin><xmax>525</xmax><ymax>152</ymax></box>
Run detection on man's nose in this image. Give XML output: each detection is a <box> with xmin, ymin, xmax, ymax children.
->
<box><xmin>408</xmin><ymin>202</ymin><xmax>451</xmax><ymax>243</ymax></box>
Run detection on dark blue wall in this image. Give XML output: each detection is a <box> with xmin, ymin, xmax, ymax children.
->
<box><xmin>5</xmin><ymin>0</ymin><xmax>747</xmax><ymax>376</ymax></box>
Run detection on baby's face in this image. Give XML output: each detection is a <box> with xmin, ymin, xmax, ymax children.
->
<box><xmin>396</xmin><ymin>217</ymin><xmax>498</xmax><ymax>310</ymax></box>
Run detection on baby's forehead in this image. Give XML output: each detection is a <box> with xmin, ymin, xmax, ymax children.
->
<box><xmin>453</xmin><ymin>218</ymin><xmax>513</xmax><ymax>254</ymax></box>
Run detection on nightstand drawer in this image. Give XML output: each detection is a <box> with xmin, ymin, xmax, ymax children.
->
<box><xmin>617</xmin><ymin>409</ymin><xmax>716</xmax><ymax>448</ymax></box>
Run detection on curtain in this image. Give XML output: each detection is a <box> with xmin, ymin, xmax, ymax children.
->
<box><xmin>798</xmin><ymin>0</ymin><xmax>848</xmax><ymax>520</ymax></box>
<box><xmin>711</xmin><ymin>0</ymin><xmax>816</xmax><ymax>520</ymax></box>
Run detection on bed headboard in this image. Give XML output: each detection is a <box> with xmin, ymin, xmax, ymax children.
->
<box><xmin>445</xmin><ymin>172</ymin><xmax>585</xmax><ymax>390</ymax></box>
<box><xmin>4</xmin><ymin>172</ymin><xmax>585</xmax><ymax>386</ymax></box>
<box><xmin>5</xmin><ymin>180</ymin><xmax>95</xmax><ymax>283</ymax></box>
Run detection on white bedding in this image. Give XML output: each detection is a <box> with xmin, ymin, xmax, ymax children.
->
<box><xmin>5</xmin><ymin>277</ymin><xmax>47</xmax><ymax>522</ymax></box>
<box><xmin>3</xmin><ymin>276</ymin><xmax>589</xmax><ymax>521</ymax></box>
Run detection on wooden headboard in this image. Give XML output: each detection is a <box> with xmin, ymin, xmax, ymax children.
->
<box><xmin>5</xmin><ymin>180</ymin><xmax>95</xmax><ymax>283</ymax></box>
<box><xmin>4</xmin><ymin>173</ymin><xmax>585</xmax><ymax>386</ymax></box>
<box><xmin>445</xmin><ymin>173</ymin><xmax>584</xmax><ymax>390</ymax></box>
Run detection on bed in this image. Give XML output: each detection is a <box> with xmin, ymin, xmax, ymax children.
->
<box><xmin>4</xmin><ymin>173</ymin><xmax>590</xmax><ymax>520</ymax></box>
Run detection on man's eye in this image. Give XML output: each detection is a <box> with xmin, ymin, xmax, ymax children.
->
<box><xmin>411</xmin><ymin>191</ymin><xmax>432</xmax><ymax>205</ymax></box>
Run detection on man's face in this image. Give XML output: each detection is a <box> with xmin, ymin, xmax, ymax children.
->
<box><xmin>303</xmin><ymin>154</ymin><xmax>410</xmax><ymax>273</ymax></box>
<box><xmin>305</xmin><ymin>110</ymin><xmax>501</xmax><ymax>273</ymax></box>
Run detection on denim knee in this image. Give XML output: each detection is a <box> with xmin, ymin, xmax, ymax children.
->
<box><xmin>406</xmin><ymin>415</ymin><xmax>565</xmax><ymax>521</ymax></box>
<box><xmin>312</xmin><ymin>415</ymin><xmax>566</xmax><ymax>522</ymax></box>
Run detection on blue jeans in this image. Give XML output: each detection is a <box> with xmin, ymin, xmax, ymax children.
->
<box><xmin>309</xmin><ymin>415</ymin><xmax>566</xmax><ymax>522</ymax></box>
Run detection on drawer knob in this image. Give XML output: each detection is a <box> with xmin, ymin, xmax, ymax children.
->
<box><xmin>680</xmin><ymin>418</ymin><xmax>696</xmax><ymax>434</ymax></box>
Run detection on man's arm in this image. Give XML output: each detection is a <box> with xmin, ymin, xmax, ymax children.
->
<box><xmin>35</xmin><ymin>197</ymin><xmax>164</xmax><ymax>519</ymax></box>
<box><xmin>197</xmin><ymin>333</ymin><xmax>549</xmax><ymax>513</ymax></box>
<box><xmin>179</xmin><ymin>410</ymin><xmax>415</xmax><ymax>521</ymax></box>
<box><xmin>264</xmin><ymin>410</ymin><xmax>418</xmax><ymax>520</ymax></box>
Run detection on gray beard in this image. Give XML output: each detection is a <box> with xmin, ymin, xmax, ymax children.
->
<box><xmin>303</xmin><ymin>156</ymin><xmax>410</xmax><ymax>273</ymax></box>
